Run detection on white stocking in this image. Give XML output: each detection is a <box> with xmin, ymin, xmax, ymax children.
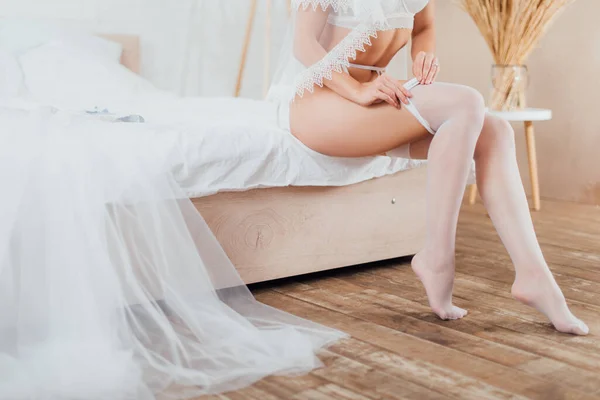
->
<box><xmin>406</xmin><ymin>82</ymin><xmax>486</xmax><ymax>320</ymax></box>
<box><xmin>474</xmin><ymin>116</ymin><xmax>588</xmax><ymax>335</ymax></box>
<box><xmin>405</xmin><ymin>84</ymin><xmax>588</xmax><ymax>334</ymax></box>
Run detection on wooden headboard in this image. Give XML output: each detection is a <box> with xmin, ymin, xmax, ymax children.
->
<box><xmin>98</xmin><ymin>34</ymin><xmax>140</xmax><ymax>74</ymax></box>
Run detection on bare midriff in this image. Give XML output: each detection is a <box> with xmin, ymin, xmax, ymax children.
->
<box><xmin>319</xmin><ymin>26</ymin><xmax>411</xmax><ymax>83</ymax></box>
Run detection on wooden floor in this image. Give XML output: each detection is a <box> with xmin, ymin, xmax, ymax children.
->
<box><xmin>203</xmin><ymin>200</ymin><xmax>600</xmax><ymax>400</ymax></box>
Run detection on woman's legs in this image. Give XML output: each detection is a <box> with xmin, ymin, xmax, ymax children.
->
<box><xmin>409</xmin><ymin>113</ymin><xmax>588</xmax><ymax>334</ymax></box>
<box><xmin>292</xmin><ymin>81</ymin><xmax>588</xmax><ymax>333</ymax></box>
<box><xmin>405</xmin><ymin>83</ymin><xmax>486</xmax><ymax>320</ymax></box>
<box><xmin>293</xmin><ymin>82</ymin><xmax>488</xmax><ymax>320</ymax></box>
<box><xmin>473</xmin><ymin>116</ymin><xmax>588</xmax><ymax>335</ymax></box>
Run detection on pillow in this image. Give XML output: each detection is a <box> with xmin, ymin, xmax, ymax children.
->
<box><xmin>0</xmin><ymin>49</ymin><xmax>24</xmax><ymax>99</ymax></box>
<box><xmin>0</xmin><ymin>19</ymin><xmax>122</xmax><ymax>63</ymax></box>
<box><xmin>0</xmin><ymin>19</ymin><xmax>52</xmax><ymax>54</ymax></box>
<box><xmin>19</xmin><ymin>40</ymin><xmax>153</xmax><ymax>110</ymax></box>
<box><xmin>61</xmin><ymin>35</ymin><xmax>123</xmax><ymax>64</ymax></box>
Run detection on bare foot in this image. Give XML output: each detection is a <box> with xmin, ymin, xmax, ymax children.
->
<box><xmin>411</xmin><ymin>252</ymin><xmax>468</xmax><ymax>320</ymax></box>
<box><xmin>512</xmin><ymin>269</ymin><xmax>589</xmax><ymax>336</ymax></box>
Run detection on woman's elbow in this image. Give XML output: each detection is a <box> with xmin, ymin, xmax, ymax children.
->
<box><xmin>293</xmin><ymin>39</ymin><xmax>317</xmax><ymax>67</ymax></box>
<box><xmin>293</xmin><ymin>40</ymin><xmax>307</xmax><ymax>64</ymax></box>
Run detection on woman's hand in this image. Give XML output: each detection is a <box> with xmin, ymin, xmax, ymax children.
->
<box><xmin>353</xmin><ymin>74</ymin><xmax>412</xmax><ymax>108</ymax></box>
<box><xmin>413</xmin><ymin>51</ymin><xmax>440</xmax><ymax>85</ymax></box>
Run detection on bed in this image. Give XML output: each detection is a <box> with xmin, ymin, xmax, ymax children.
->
<box><xmin>106</xmin><ymin>34</ymin><xmax>429</xmax><ymax>284</ymax></box>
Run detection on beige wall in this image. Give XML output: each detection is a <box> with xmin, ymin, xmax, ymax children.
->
<box><xmin>433</xmin><ymin>0</ymin><xmax>600</xmax><ymax>205</ymax></box>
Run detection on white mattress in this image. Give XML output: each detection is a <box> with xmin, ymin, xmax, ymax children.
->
<box><xmin>129</xmin><ymin>96</ymin><xmax>425</xmax><ymax>198</ymax></box>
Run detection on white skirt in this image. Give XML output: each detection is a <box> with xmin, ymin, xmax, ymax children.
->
<box><xmin>0</xmin><ymin>106</ymin><xmax>347</xmax><ymax>400</ymax></box>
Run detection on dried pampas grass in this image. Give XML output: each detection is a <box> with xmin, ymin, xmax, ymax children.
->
<box><xmin>459</xmin><ymin>0</ymin><xmax>575</xmax><ymax>110</ymax></box>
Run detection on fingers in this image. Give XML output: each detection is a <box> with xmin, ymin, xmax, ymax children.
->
<box><xmin>424</xmin><ymin>64</ymin><xmax>436</xmax><ymax>85</ymax></box>
<box><xmin>396</xmin><ymin>80</ymin><xmax>413</xmax><ymax>102</ymax></box>
<box><xmin>401</xmin><ymin>86</ymin><xmax>413</xmax><ymax>104</ymax></box>
<box><xmin>386</xmin><ymin>74</ymin><xmax>413</xmax><ymax>104</ymax></box>
<box><xmin>424</xmin><ymin>57</ymin><xmax>439</xmax><ymax>84</ymax></box>
<box><xmin>377</xmin><ymin>92</ymin><xmax>398</xmax><ymax>108</ymax></box>
<box><xmin>394</xmin><ymin>88</ymin><xmax>409</xmax><ymax>105</ymax></box>
<box><xmin>376</xmin><ymin>82</ymin><xmax>399</xmax><ymax>108</ymax></box>
<box><xmin>413</xmin><ymin>51</ymin><xmax>426</xmax><ymax>81</ymax></box>
<box><xmin>413</xmin><ymin>52</ymin><xmax>440</xmax><ymax>84</ymax></box>
<box><xmin>381</xmin><ymin>76</ymin><xmax>408</xmax><ymax>105</ymax></box>
<box><xmin>368</xmin><ymin>74</ymin><xmax>419</xmax><ymax>108</ymax></box>
<box><xmin>385</xmin><ymin>75</ymin><xmax>410</xmax><ymax>97</ymax></box>
<box><xmin>421</xmin><ymin>53</ymin><xmax>435</xmax><ymax>84</ymax></box>
<box><xmin>431</xmin><ymin>59</ymin><xmax>441</xmax><ymax>83</ymax></box>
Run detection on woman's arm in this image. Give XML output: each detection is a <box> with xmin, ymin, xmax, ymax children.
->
<box><xmin>411</xmin><ymin>2</ymin><xmax>439</xmax><ymax>84</ymax></box>
<box><xmin>294</xmin><ymin>8</ymin><xmax>409</xmax><ymax>107</ymax></box>
<box><xmin>294</xmin><ymin>8</ymin><xmax>364</xmax><ymax>102</ymax></box>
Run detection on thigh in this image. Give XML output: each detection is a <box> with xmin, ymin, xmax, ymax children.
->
<box><xmin>409</xmin><ymin>136</ymin><xmax>433</xmax><ymax>160</ymax></box>
<box><xmin>409</xmin><ymin>112</ymin><xmax>504</xmax><ymax>161</ymax></box>
<box><xmin>290</xmin><ymin>86</ymin><xmax>429</xmax><ymax>157</ymax></box>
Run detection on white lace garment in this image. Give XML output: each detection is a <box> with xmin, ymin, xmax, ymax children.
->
<box><xmin>267</xmin><ymin>0</ymin><xmax>430</xmax><ymax>103</ymax></box>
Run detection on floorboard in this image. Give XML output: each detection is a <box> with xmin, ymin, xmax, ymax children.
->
<box><xmin>197</xmin><ymin>200</ymin><xmax>600</xmax><ymax>400</ymax></box>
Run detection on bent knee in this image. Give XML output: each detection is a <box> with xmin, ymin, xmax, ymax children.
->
<box><xmin>485</xmin><ymin>115</ymin><xmax>514</xmax><ymax>136</ymax></box>
<box><xmin>411</xmin><ymin>83</ymin><xmax>485</xmax><ymax>134</ymax></box>
<box><xmin>475</xmin><ymin>115</ymin><xmax>516</xmax><ymax>158</ymax></box>
<box><xmin>456</xmin><ymin>86</ymin><xmax>486</xmax><ymax>123</ymax></box>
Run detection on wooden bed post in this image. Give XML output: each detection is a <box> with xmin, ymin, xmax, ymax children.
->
<box><xmin>236</xmin><ymin>0</ymin><xmax>292</xmax><ymax>98</ymax></box>
<box><xmin>235</xmin><ymin>0</ymin><xmax>258</xmax><ymax>97</ymax></box>
<box><xmin>264</xmin><ymin>0</ymin><xmax>272</xmax><ymax>97</ymax></box>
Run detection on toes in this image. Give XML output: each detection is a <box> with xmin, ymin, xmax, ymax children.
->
<box><xmin>554</xmin><ymin>320</ymin><xmax>590</xmax><ymax>336</ymax></box>
<box><xmin>571</xmin><ymin>320</ymin><xmax>589</xmax><ymax>336</ymax></box>
<box><xmin>456</xmin><ymin>307</ymin><xmax>468</xmax><ymax>318</ymax></box>
<box><xmin>433</xmin><ymin>306</ymin><xmax>468</xmax><ymax>321</ymax></box>
<box><xmin>449</xmin><ymin>307</ymin><xmax>468</xmax><ymax>320</ymax></box>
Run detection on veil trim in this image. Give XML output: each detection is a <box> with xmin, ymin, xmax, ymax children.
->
<box><xmin>294</xmin><ymin>22</ymin><xmax>385</xmax><ymax>98</ymax></box>
<box><xmin>292</xmin><ymin>0</ymin><xmax>353</xmax><ymax>12</ymax></box>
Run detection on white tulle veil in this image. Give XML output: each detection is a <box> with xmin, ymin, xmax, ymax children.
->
<box><xmin>0</xmin><ymin>106</ymin><xmax>346</xmax><ymax>400</ymax></box>
<box><xmin>267</xmin><ymin>0</ymin><xmax>415</xmax><ymax>103</ymax></box>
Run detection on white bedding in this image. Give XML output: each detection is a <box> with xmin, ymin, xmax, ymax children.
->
<box><xmin>133</xmin><ymin>97</ymin><xmax>423</xmax><ymax>198</ymax></box>
<box><xmin>0</xmin><ymin>29</ymin><xmax>424</xmax><ymax>198</ymax></box>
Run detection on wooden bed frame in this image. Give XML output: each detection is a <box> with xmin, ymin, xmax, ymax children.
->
<box><xmin>101</xmin><ymin>33</ymin><xmax>428</xmax><ymax>284</ymax></box>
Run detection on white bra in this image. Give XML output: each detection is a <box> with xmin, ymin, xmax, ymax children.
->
<box><xmin>327</xmin><ymin>0</ymin><xmax>430</xmax><ymax>30</ymax></box>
